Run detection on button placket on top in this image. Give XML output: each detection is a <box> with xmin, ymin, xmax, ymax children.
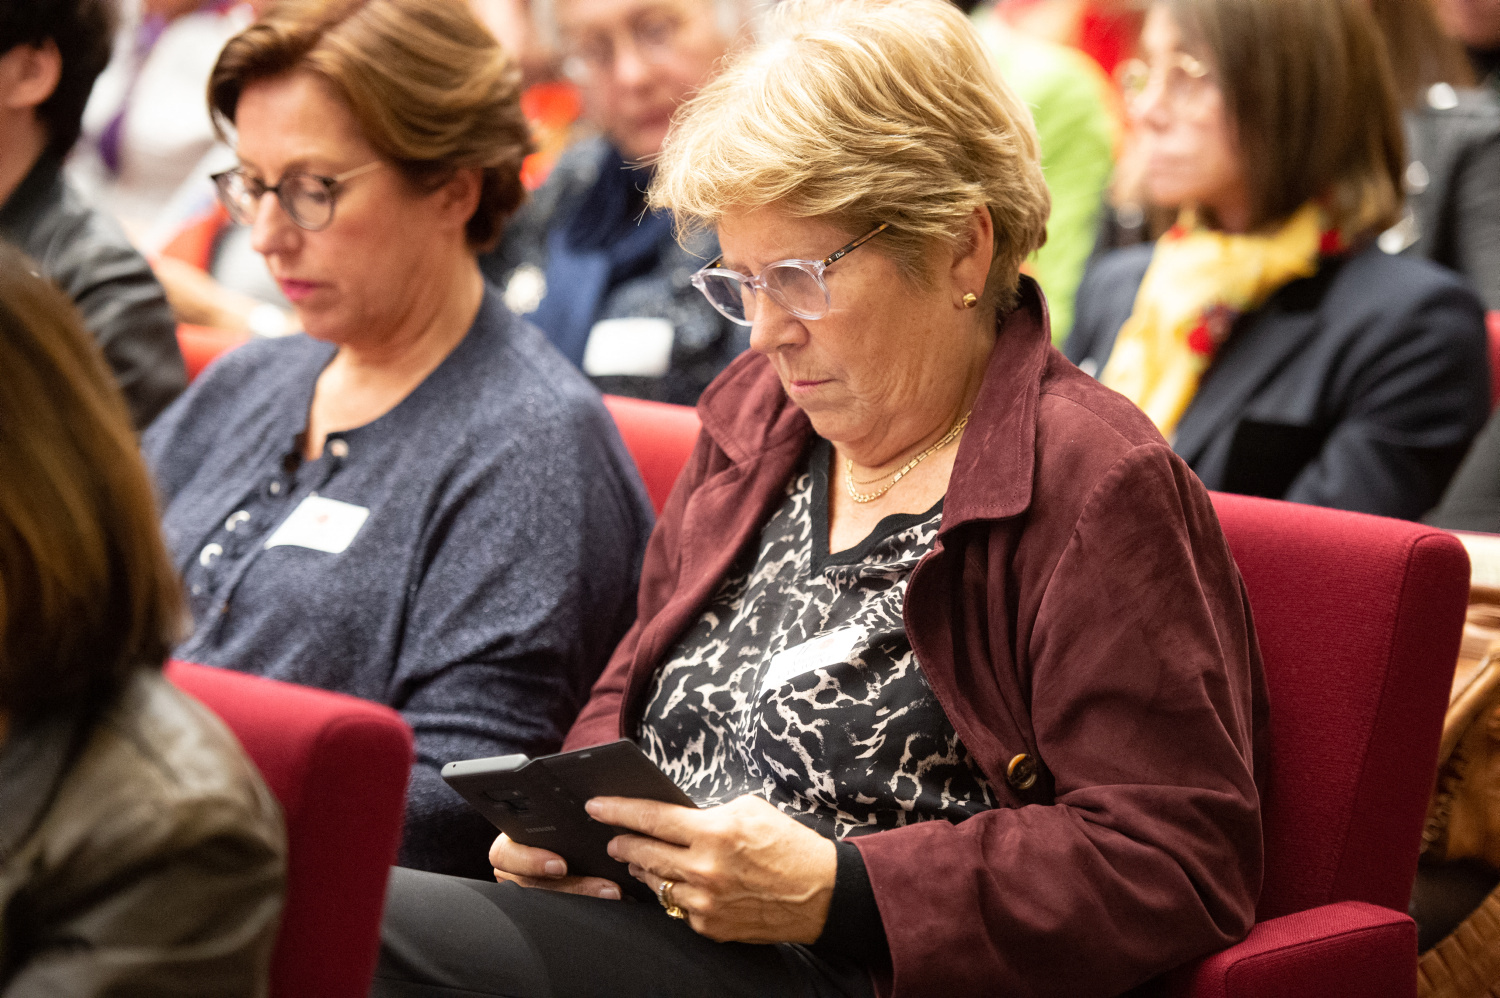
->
<box><xmin>184</xmin><ymin>440</ymin><xmax>349</xmax><ymax>647</ymax></box>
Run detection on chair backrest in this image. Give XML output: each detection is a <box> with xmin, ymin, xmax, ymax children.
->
<box><xmin>601</xmin><ymin>394</ymin><xmax>702</xmax><ymax>514</ymax></box>
<box><xmin>177</xmin><ymin>324</ymin><xmax>250</xmax><ymax>381</ymax></box>
<box><xmin>165</xmin><ymin>660</ymin><xmax>413</xmax><ymax>998</ymax></box>
<box><xmin>1208</xmin><ymin>493</ymin><xmax>1468</xmax><ymax>921</ymax></box>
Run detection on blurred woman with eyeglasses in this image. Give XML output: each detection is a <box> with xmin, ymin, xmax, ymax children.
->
<box><xmin>1068</xmin><ymin>0</ymin><xmax>1489</xmax><ymax>520</ymax></box>
<box><xmin>139</xmin><ymin>0</ymin><xmax>654</xmax><ymax>880</ymax></box>
<box><xmin>477</xmin><ymin>0</ymin><xmax>759</xmax><ymax>405</ymax></box>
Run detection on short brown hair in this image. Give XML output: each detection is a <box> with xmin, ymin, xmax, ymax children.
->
<box><xmin>1168</xmin><ymin>0</ymin><xmax>1406</xmax><ymax>239</ymax></box>
<box><xmin>209</xmin><ymin>0</ymin><xmax>531</xmax><ymax>252</ymax></box>
<box><xmin>648</xmin><ymin>0</ymin><xmax>1051</xmax><ymax>312</ymax></box>
<box><xmin>0</xmin><ymin>243</ymin><xmax>181</xmax><ymax>722</ymax></box>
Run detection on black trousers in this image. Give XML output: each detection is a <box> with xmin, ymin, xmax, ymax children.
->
<box><xmin>372</xmin><ymin>867</ymin><xmax>878</xmax><ymax>998</ymax></box>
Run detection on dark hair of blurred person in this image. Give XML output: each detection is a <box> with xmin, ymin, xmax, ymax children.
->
<box><xmin>1068</xmin><ymin>0</ymin><xmax>1490</xmax><ymax>520</ymax></box>
<box><xmin>0</xmin><ymin>0</ymin><xmax>110</xmax><ymax>159</ymax></box>
<box><xmin>145</xmin><ymin>0</ymin><xmax>652</xmax><ymax>879</ymax></box>
<box><xmin>0</xmin><ymin>254</ymin><xmax>176</xmax><ymax>721</ymax></box>
<box><xmin>0</xmin><ymin>0</ymin><xmax>186</xmax><ymax>428</ymax></box>
<box><xmin>476</xmin><ymin>0</ymin><xmax>756</xmax><ymax>405</ymax></box>
<box><xmin>0</xmin><ymin>240</ymin><xmax>284</xmax><ymax>995</ymax></box>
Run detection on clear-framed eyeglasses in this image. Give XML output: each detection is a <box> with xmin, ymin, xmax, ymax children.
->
<box><xmin>691</xmin><ymin>222</ymin><xmax>888</xmax><ymax>326</ymax></box>
<box><xmin>211</xmin><ymin>161</ymin><xmax>383</xmax><ymax>232</ymax></box>
<box><xmin>1115</xmin><ymin>52</ymin><xmax>1212</xmax><ymax>113</ymax></box>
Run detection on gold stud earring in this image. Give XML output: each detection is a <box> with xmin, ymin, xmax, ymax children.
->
<box><xmin>962</xmin><ymin>293</ymin><xmax>979</xmax><ymax>309</ymax></box>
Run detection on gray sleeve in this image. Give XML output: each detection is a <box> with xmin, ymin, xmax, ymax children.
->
<box><xmin>389</xmin><ymin>406</ymin><xmax>649</xmax><ymax>878</ymax></box>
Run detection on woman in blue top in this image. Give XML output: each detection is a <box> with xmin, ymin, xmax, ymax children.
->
<box><xmin>142</xmin><ymin>0</ymin><xmax>654</xmax><ymax>879</ymax></box>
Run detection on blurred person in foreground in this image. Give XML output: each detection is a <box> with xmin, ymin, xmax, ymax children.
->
<box><xmin>0</xmin><ymin>241</ymin><xmax>284</xmax><ymax>997</ymax></box>
<box><xmin>373</xmin><ymin>1</ymin><xmax>1266</xmax><ymax>994</ymax></box>
<box><xmin>0</xmin><ymin>0</ymin><xmax>185</xmax><ymax>428</ymax></box>
<box><xmin>478</xmin><ymin>0</ymin><xmax>755</xmax><ymax>405</ymax></box>
<box><xmin>1068</xmin><ymin>0</ymin><xmax>1489</xmax><ymax>520</ymax></box>
<box><xmin>141</xmin><ymin>0</ymin><xmax>653</xmax><ymax>879</ymax></box>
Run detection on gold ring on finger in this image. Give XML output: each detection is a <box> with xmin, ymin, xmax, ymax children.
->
<box><xmin>657</xmin><ymin>879</ymin><xmax>686</xmax><ymax>919</ymax></box>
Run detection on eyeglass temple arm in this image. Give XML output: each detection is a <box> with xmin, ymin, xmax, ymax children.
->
<box><xmin>821</xmin><ymin>222</ymin><xmax>889</xmax><ymax>267</ymax></box>
<box><xmin>331</xmin><ymin>161</ymin><xmax>383</xmax><ymax>184</ymax></box>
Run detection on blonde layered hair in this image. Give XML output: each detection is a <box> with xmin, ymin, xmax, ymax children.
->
<box><xmin>648</xmin><ymin>0</ymin><xmax>1051</xmax><ymax>310</ymax></box>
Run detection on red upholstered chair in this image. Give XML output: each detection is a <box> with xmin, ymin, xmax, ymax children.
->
<box><xmin>164</xmin><ymin>660</ymin><xmax>413</xmax><ymax>998</ymax></box>
<box><xmin>601</xmin><ymin>394</ymin><xmax>702</xmax><ymax>514</ymax></box>
<box><xmin>1151</xmin><ymin>494</ymin><xmax>1470</xmax><ymax>998</ymax></box>
<box><xmin>177</xmin><ymin>323</ymin><xmax>250</xmax><ymax>381</ymax></box>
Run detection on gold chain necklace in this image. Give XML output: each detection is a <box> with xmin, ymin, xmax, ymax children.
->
<box><xmin>843</xmin><ymin>411</ymin><xmax>970</xmax><ymax>504</ymax></box>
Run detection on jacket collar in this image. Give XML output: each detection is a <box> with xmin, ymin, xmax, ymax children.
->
<box><xmin>0</xmin><ymin>153</ymin><xmax>64</xmax><ymax>245</ymax></box>
<box><xmin>695</xmin><ymin>276</ymin><xmax>1054</xmax><ymax>528</ymax></box>
<box><xmin>0</xmin><ymin>708</ymin><xmax>85</xmax><ymax>864</ymax></box>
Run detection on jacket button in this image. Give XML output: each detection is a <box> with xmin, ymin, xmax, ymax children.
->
<box><xmin>1006</xmin><ymin>753</ymin><xmax>1038</xmax><ymax>791</ymax></box>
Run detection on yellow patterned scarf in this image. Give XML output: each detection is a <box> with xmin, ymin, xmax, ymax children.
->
<box><xmin>1100</xmin><ymin>202</ymin><xmax>1332</xmax><ymax>438</ymax></box>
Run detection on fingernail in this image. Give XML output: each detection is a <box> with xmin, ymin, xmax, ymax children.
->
<box><xmin>543</xmin><ymin>860</ymin><xmax>565</xmax><ymax>877</ymax></box>
<box><xmin>584</xmin><ymin>800</ymin><xmax>601</xmax><ymax>817</ymax></box>
<box><xmin>598</xmin><ymin>885</ymin><xmax>620</xmax><ymax>900</ymax></box>
<box><xmin>605</xmin><ymin>838</ymin><xmax>620</xmax><ymax>858</ymax></box>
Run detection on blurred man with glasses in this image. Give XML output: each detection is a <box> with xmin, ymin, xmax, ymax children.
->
<box><xmin>479</xmin><ymin>0</ymin><xmax>758</xmax><ymax>405</ymax></box>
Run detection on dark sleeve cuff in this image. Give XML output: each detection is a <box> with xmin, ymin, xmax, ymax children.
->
<box><xmin>811</xmin><ymin>839</ymin><xmax>890</xmax><ymax>969</ymax></box>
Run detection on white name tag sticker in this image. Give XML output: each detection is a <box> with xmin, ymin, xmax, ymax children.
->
<box><xmin>759</xmin><ymin>626</ymin><xmax>867</xmax><ymax>695</ymax></box>
<box><xmin>264</xmin><ymin>495</ymin><xmax>369</xmax><ymax>554</ymax></box>
<box><xmin>581</xmin><ymin>317</ymin><xmax>674</xmax><ymax>378</ymax></box>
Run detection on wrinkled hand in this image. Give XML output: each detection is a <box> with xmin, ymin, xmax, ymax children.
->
<box><xmin>592</xmin><ymin>794</ymin><xmax>838</xmax><ymax>945</ymax></box>
<box><xmin>489</xmin><ymin>833</ymin><xmax>622</xmax><ymax>900</ymax></box>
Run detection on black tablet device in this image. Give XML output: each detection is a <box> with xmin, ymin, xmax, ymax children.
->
<box><xmin>441</xmin><ymin>739</ymin><xmax>696</xmax><ymax>902</ymax></box>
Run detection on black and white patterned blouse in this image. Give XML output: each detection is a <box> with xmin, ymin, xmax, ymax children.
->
<box><xmin>639</xmin><ymin>439</ymin><xmax>996</xmax><ymax>840</ymax></box>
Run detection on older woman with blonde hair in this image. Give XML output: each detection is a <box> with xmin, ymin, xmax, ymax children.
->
<box><xmin>375</xmin><ymin>0</ymin><xmax>1265</xmax><ymax>994</ymax></box>
<box><xmin>141</xmin><ymin>0</ymin><xmax>653</xmax><ymax>879</ymax></box>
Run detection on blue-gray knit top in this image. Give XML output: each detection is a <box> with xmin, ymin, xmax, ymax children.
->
<box><xmin>142</xmin><ymin>291</ymin><xmax>654</xmax><ymax>877</ymax></box>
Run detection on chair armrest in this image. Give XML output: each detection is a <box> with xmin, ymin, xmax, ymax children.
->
<box><xmin>1159</xmin><ymin>902</ymin><xmax>1416</xmax><ymax>998</ymax></box>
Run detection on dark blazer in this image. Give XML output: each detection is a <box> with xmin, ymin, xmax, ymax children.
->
<box><xmin>1067</xmin><ymin>243</ymin><xmax>1490</xmax><ymax>520</ymax></box>
<box><xmin>568</xmin><ymin>279</ymin><xmax>1266</xmax><ymax>997</ymax></box>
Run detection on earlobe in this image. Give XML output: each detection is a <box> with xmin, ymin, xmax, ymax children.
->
<box><xmin>439</xmin><ymin>167</ymin><xmax>484</xmax><ymax>232</ymax></box>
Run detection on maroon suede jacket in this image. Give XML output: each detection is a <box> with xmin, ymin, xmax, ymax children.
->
<box><xmin>565</xmin><ymin>279</ymin><xmax>1269</xmax><ymax>998</ymax></box>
